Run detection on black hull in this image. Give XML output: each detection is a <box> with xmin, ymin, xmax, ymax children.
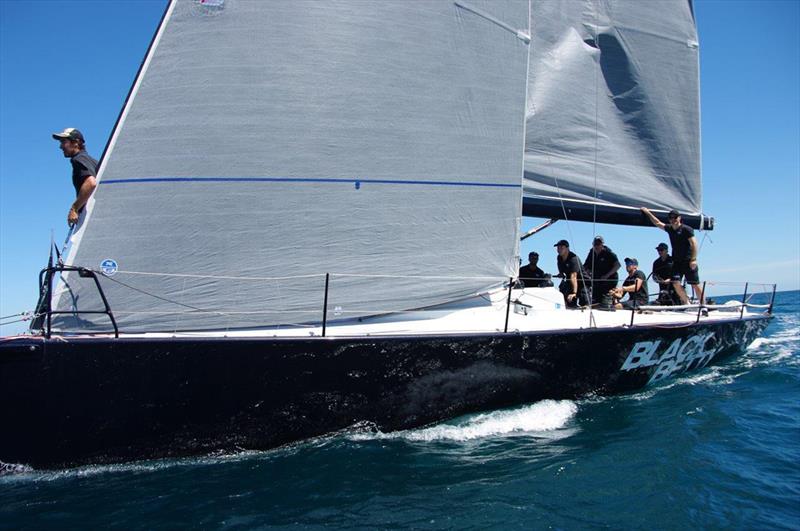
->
<box><xmin>0</xmin><ymin>316</ymin><xmax>769</xmax><ymax>469</ymax></box>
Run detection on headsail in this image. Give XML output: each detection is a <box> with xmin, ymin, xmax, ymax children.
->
<box><xmin>52</xmin><ymin>0</ymin><xmax>531</xmax><ymax>333</ymax></box>
<box><xmin>523</xmin><ymin>0</ymin><xmax>711</xmax><ymax>229</ymax></box>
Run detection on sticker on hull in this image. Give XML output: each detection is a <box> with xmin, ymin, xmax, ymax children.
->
<box><xmin>621</xmin><ymin>333</ymin><xmax>721</xmax><ymax>384</ymax></box>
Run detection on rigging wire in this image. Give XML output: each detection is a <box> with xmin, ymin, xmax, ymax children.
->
<box><xmin>98</xmin><ymin>272</ymin><xmax>213</xmax><ymax>313</ymax></box>
<box><xmin>0</xmin><ymin>317</ymin><xmax>34</xmax><ymax>326</ymax></box>
<box><xmin>582</xmin><ymin>6</ymin><xmax>603</xmax><ymax>323</ymax></box>
<box><xmin>0</xmin><ymin>312</ymin><xmax>31</xmax><ymax>321</ymax></box>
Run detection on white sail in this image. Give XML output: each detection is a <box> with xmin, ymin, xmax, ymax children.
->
<box><xmin>522</xmin><ymin>0</ymin><xmax>706</xmax><ymax>228</ymax></box>
<box><xmin>53</xmin><ymin>0</ymin><xmax>531</xmax><ymax>333</ymax></box>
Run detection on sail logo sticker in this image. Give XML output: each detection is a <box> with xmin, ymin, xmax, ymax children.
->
<box><xmin>195</xmin><ymin>0</ymin><xmax>225</xmax><ymax>12</ymax></box>
<box><xmin>621</xmin><ymin>332</ymin><xmax>721</xmax><ymax>384</ymax></box>
<box><xmin>100</xmin><ymin>259</ymin><xmax>118</xmax><ymax>276</ymax></box>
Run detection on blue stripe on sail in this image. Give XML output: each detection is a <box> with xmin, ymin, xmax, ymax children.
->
<box><xmin>100</xmin><ymin>177</ymin><xmax>520</xmax><ymax>188</ymax></box>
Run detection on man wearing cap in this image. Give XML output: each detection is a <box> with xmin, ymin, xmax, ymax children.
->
<box><xmin>640</xmin><ymin>207</ymin><xmax>702</xmax><ymax>305</ymax></box>
<box><xmin>554</xmin><ymin>240</ymin><xmax>586</xmax><ymax>307</ymax></box>
<box><xmin>53</xmin><ymin>128</ymin><xmax>98</xmax><ymax>226</ymax></box>
<box><xmin>652</xmin><ymin>242</ymin><xmax>676</xmax><ymax>305</ymax></box>
<box><xmin>582</xmin><ymin>235</ymin><xmax>620</xmax><ymax>305</ymax></box>
<box><xmin>611</xmin><ymin>258</ymin><xmax>648</xmax><ymax>310</ymax></box>
<box><xmin>519</xmin><ymin>251</ymin><xmax>550</xmax><ymax>288</ymax></box>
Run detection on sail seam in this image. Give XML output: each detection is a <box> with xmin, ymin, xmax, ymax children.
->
<box><xmin>100</xmin><ymin>177</ymin><xmax>520</xmax><ymax>189</ymax></box>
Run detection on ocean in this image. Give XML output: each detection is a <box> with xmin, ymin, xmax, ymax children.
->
<box><xmin>2</xmin><ymin>291</ymin><xmax>798</xmax><ymax>530</ymax></box>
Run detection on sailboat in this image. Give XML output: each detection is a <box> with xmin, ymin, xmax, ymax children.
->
<box><xmin>0</xmin><ymin>0</ymin><xmax>773</xmax><ymax>469</ymax></box>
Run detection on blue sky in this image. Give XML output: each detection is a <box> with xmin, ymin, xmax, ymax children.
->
<box><xmin>1</xmin><ymin>0</ymin><xmax>798</xmax><ymax>335</ymax></box>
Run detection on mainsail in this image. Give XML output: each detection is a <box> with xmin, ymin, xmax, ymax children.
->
<box><xmin>523</xmin><ymin>0</ymin><xmax>711</xmax><ymax>229</ymax></box>
<box><xmin>52</xmin><ymin>0</ymin><xmax>531</xmax><ymax>333</ymax></box>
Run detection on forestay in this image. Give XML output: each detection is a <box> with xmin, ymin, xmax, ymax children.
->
<box><xmin>523</xmin><ymin>0</ymin><xmax>708</xmax><ymax>228</ymax></box>
<box><xmin>52</xmin><ymin>0</ymin><xmax>531</xmax><ymax>333</ymax></box>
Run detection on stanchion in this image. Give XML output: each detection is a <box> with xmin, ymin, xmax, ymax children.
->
<box><xmin>740</xmin><ymin>282</ymin><xmax>748</xmax><ymax>319</ymax></box>
<box><xmin>504</xmin><ymin>277</ymin><xmax>513</xmax><ymax>333</ymax></box>
<box><xmin>696</xmin><ymin>281</ymin><xmax>707</xmax><ymax>324</ymax></box>
<box><xmin>768</xmin><ymin>284</ymin><xmax>777</xmax><ymax>315</ymax></box>
<box><xmin>322</xmin><ymin>273</ymin><xmax>330</xmax><ymax>337</ymax></box>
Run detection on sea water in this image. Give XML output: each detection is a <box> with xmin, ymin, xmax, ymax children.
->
<box><xmin>2</xmin><ymin>291</ymin><xmax>798</xmax><ymax>530</ymax></box>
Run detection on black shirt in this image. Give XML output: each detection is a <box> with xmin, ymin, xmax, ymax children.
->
<box><xmin>71</xmin><ymin>150</ymin><xmax>98</xmax><ymax>196</ymax></box>
<box><xmin>519</xmin><ymin>264</ymin><xmax>546</xmax><ymax>287</ymax></box>
<box><xmin>664</xmin><ymin>224</ymin><xmax>694</xmax><ymax>262</ymax></box>
<box><xmin>557</xmin><ymin>251</ymin><xmax>583</xmax><ymax>279</ymax></box>
<box><xmin>652</xmin><ymin>255</ymin><xmax>673</xmax><ymax>283</ymax></box>
<box><xmin>583</xmin><ymin>245</ymin><xmax>619</xmax><ymax>281</ymax></box>
<box><xmin>622</xmin><ymin>269</ymin><xmax>649</xmax><ymax>306</ymax></box>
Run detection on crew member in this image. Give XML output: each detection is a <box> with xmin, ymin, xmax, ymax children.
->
<box><xmin>583</xmin><ymin>235</ymin><xmax>620</xmax><ymax>305</ymax></box>
<box><xmin>555</xmin><ymin>240</ymin><xmax>586</xmax><ymax>308</ymax></box>
<box><xmin>611</xmin><ymin>257</ymin><xmax>648</xmax><ymax>310</ymax></box>
<box><xmin>519</xmin><ymin>251</ymin><xmax>549</xmax><ymax>288</ymax></box>
<box><xmin>53</xmin><ymin>128</ymin><xmax>98</xmax><ymax>226</ymax></box>
<box><xmin>640</xmin><ymin>207</ymin><xmax>703</xmax><ymax>305</ymax></box>
<box><xmin>652</xmin><ymin>242</ymin><xmax>676</xmax><ymax>305</ymax></box>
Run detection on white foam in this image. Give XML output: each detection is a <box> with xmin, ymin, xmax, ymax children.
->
<box><xmin>747</xmin><ymin>333</ymin><xmax>799</xmax><ymax>350</ymax></box>
<box><xmin>349</xmin><ymin>400</ymin><xmax>578</xmax><ymax>443</ymax></box>
<box><xmin>743</xmin><ymin>321</ymin><xmax>799</xmax><ymax>367</ymax></box>
<box><xmin>0</xmin><ymin>449</ymin><xmax>266</xmax><ymax>483</ymax></box>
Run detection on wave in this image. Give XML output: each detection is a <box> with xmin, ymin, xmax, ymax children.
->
<box><xmin>3</xmin><ymin>402</ymin><xmax>579</xmax><ymax>481</ymax></box>
<box><xmin>747</xmin><ymin>334</ymin><xmax>799</xmax><ymax>350</ymax></box>
<box><xmin>348</xmin><ymin>400</ymin><xmax>578</xmax><ymax>443</ymax></box>
<box><xmin>0</xmin><ymin>449</ymin><xmax>266</xmax><ymax>483</ymax></box>
<box><xmin>744</xmin><ymin>319</ymin><xmax>799</xmax><ymax>367</ymax></box>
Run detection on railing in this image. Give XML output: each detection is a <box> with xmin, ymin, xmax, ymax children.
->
<box><xmin>31</xmin><ymin>268</ymin><xmax>776</xmax><ymax>338</ymax></box>
<box><xmin>521</xmin><ymin>274</ymin><xmax>777</xmax><ymax>328</ymax></box>
<box><xmin>626</xmin><ymin>280</ymin><xmax>777</xmax><ymax>327</ymax></box>
<box><xmin>37</xmin><ymin>265</ymin><xmax>119</xmax><ymax>339</ymax></box>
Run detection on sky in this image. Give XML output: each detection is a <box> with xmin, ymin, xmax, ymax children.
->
<box><xmin>1</xmin><ymin>0</ymin><xmax>798</xmax><ymax>335</ymax></box>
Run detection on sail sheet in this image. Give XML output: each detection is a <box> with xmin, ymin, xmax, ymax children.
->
<box><xmin>523</xmin><ymin>0</ymin><xmax>710</xmax><ymax>229</ymax></box>
<box><xmin>52</xmin><ymin>0</ymin><xmax>531</xmax><ymax>333</ymax></box>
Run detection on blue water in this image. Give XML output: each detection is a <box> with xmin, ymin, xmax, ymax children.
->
<box><xmin>2</xmin><ymin>291</ymin><xmax>798</xmax><ymax>530</ymax></box>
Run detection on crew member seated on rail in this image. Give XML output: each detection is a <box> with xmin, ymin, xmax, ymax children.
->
<box><xmin>611</xmin><ymin>258</ymin><xmax>649</xmax><ymax>310</ymax></box>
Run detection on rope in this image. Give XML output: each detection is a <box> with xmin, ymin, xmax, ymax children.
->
<box><xmin>87</xmin><ymin>268</ymin><xmax>507</xmax><ymax>283</ymax></box>
<box><xmin>100</xmin><ymin>274</ymin><xmax>214</xmax><ymax>313</ymax></box>
<box><xmin>98</xmin><ymin>269</ymin><xmax>326</xmax><ymax>282</ymax></box>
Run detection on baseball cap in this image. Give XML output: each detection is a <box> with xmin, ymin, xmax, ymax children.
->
<box><xmin>668</xmin><ymin>209</ymin><xmax>680</xmax><ymax>218</ymax></box>
<box><xmin>624</xmin><ymin>257</ymin><xmax>638</xmax><ymax>266</ymax></box>
<box><xmin>593</xmin><ymin>236</ymin><xmax>604</xmax><ymax>244</ymax></box>
<box><xmin>554</xmin><ymin>239</ymin><xmax>569</xmax><ymax>248</ymax></box>
<box><xmin>656</xmin><ymin>243</ymin><xmax>668</xmax><ymax>251</ymax></box>
<box><xmin>52</xmin><ymin>128</ymin><xmax>84</xmax><ymax>142</ymax></box>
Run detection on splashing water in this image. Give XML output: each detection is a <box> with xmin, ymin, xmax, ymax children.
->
<box><xmin>350</xmin><ymin>400</ymin><xmax>578</xmax><ymax>442</ymax></box>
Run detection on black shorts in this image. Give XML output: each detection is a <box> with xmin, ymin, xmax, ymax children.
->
<box><xmin>671</xmin><ymin>260</ymin><xmax>700</xmax><ymax>285</ymax></box>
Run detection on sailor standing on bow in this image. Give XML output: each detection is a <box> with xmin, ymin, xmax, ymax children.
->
<box><xmin>53</xmin><ymin>128</ymin><xmax>98</xmax><ymax>226</ymax></box>
<box><xmin>640</xmin><ymin>207</ymin><xmax>704</xmax><ymax>305</ymax></box>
